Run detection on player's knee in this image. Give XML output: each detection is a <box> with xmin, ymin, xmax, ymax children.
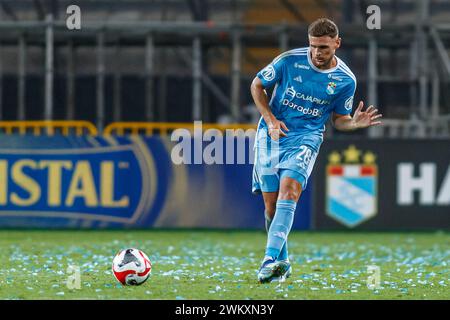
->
<box><xmin>279</xmin><ymin>177</ymin><xmax>302</xmax><ymax>201</ymax></box>
<box><xmin>278</xmin><ymin>191</ymin><xmax>299</xmax><ymax>201</ymax></box>
<box><xmin>278</xmin><ymin>186</ymin><xmax>301</xmax><ymax>201</ymax></box>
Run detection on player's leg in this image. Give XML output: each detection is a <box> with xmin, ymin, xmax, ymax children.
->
<box><xmin>253</xmin><ymin>145</ymin><xmax>288</xmax><ymax>260</ymax></box>
<box><xmin>256</xmin><ymin>175</ymin><xmax>291</xmax><ymax>283</ymax></box>
<box><xmin>273</xmin><ymin>172</ymin><xmax>304</xmax><ymax>278</ymax></box>
<box><xmin>258</xmin><ymin>142</ymin><xmax>319</xmax><ymax>283</ymax></box>
<box><xmin>270</xmin><ymin>143</ymin><xmax>318</xmax><ymax>263</ymax></box>
<box><xmin>254</xmin><ymin>145</ymin><xmax>291</xmax><ymax>282</ymax></box>
<box><xmin>258</xmin><ymin>175</ymin><xmax>301</xmax><ymax>283</ymax></box>
<box><xmin>258</xmin><ymin>172</ymin><xmax>302</xmax><ymax>283</ymax></box>
<box><xmin>262</xmin><ymin>191</ymin><xmax>277</xmax><ymax>235</ymax></box>
<box><xmin>262</xmin><ymin>191</ymin><xmax>277</xmax><ymax>222</ymax></box>
<box><xmin>262</xmin><ymin>191</ymin><xmax>288</xmax><ymax>262</ymax></box>
<box><xmin>264</xmin><ymin>173</ymin><xmax>302</xmax><ymax>262</ymax></box>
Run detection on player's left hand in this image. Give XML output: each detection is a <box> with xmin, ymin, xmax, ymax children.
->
<box><xmin>352</xmin><ymin>101</ymin><xmax>383</xmax><ymax>128</ymax></box>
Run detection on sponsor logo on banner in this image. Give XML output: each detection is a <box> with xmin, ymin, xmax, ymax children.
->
<box><xmin>397</xmin><ymin>163</ymin><xmax>450</xmax><ymax>206</ymax></box>
<box><xmin>0</xmin><ymin>137</ymin><xmax>157</xmax><ymax>225</ymax></box>
<box><xmin>326</xmin><ymin>145</ymin><xmax>378</xmax><ymax>227</ymax></box>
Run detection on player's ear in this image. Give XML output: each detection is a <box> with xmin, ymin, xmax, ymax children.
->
<box><xmin>335</xmin><ymin>37</ymin><xmax>341</xmax><ymax>49</ymax></box>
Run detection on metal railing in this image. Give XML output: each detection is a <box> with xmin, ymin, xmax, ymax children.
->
<box><xmin>103</xmin><ymin>122</ymin><xmax>256</xmax><ymax>136</ymax></box>
<box><xmin>0</xmin><ymin>1</ymin><xmax>448</xmax><ymax>139</ymax></box>
<box><xmin>369</xmin><ymin>118</ymin><xmax>450</xmax><ymax>138</ymax></box>
<box><xmin>0</xmin><ymin>119</ymin><xmax>450</xmax><ymax>139</ymax></box>
<box><xmin>0</xmin><ymin>120</ymin><xmax>98</xmax><ymax>136</ymax></box>
<box><xmin>0</xmin><ymin>18</ymin><xmax>449</xmax><ymax>133</ymax></box>
<box><xmin>0</xmin><ymin>120</ymin><xmax>449</xmax><ymax>139</ymax></box>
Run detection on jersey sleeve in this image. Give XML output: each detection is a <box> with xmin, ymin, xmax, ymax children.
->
<box><xmin>333</xmin><ymin>79</ymin><xmax>357</xmax><ymax>115</ymax></box>
<box><xmin>256</xmin><ymin>55</ymin><xmax>286</xmax><ymax>89</ymax></box>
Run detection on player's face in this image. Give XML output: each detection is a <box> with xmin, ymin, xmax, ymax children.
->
<box><xmin>308</xmin><ymin>36</ymin><xmax>341</xmax><ymax>70</ymax></box>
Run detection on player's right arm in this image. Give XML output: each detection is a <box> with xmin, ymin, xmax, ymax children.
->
<box><xmin>250</xmin><ymin>77</ymin><xmax>289</xmax><ymax>141</ymax></box>
<box><xmin>250</xmin><ymin>58</ymin><xmax>289</xmax><ymax>141</ymax></box>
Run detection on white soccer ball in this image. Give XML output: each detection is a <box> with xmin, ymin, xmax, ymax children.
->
<box><xmin>112</xmin><ymin>248</ymin><xmax>152</xmax><ymax>286</ymax></box>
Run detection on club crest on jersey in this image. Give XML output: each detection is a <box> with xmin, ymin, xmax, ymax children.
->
<box><xmin>326</xmin><ymin>82</ymin><xmax>337</xmax><ymax>95</ymax></box>
<box><xmin>326</xmin><ymin>145</ymin><xmax>378</xmax><ymax>228</ymax></box>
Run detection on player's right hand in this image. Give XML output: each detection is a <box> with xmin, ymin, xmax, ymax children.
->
<box><xmin>267</xmin><ymin>119</ymin><xmax>289</xmax><ymax>141</ymax></box>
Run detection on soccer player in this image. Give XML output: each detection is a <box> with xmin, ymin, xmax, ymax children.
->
<box><xmin>250</xmin><ymin>18</ymin><xmax>382</xmax><ymax>283</ymax></box>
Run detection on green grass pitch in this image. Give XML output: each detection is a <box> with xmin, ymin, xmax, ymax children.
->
<box><xmin>0</xmin><ymin>230</ymin><xmax>448</xmax><ymax>300</ymax></box>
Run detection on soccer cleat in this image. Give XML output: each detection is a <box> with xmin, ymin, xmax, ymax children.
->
<box><xmin>257</xmin><ymin>258</ymin><xmax>278</xmax><ymax>283</ymax></box>
<box><xmin>258</xmin><ymin>258</ymin><xmax>292</xmax><ymax>283</ymax></box>
<box><xmin>285</xmin><ymin>264</ymin><xmax>292</xmax><ymax>278</ymax></box>
<box><xmin>270</xmin><ymin>260</ymin><xmax>292</xmax><ymax>282</ymax></box>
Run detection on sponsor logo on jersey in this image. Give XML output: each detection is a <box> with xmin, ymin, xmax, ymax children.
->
<box><xmin>328</xmin><ymin>73</ymin><xmax>343</xmax><ymax>81</ymax></box>
<box><xmin>326</xmin><ymin>82</ymin><xmax>337</xmax><ymax>95</ymax></box>
<box><xmin>294</xmin><ymin>63</ymin><xmax>310</xmax><ymax>70</ymax></box>
<box><xmin>282</xmin><ymin>99</ymin><xmax>322</xmax><ymax>117</ymax></box>
<box><xmin>285</xmin><ymin>86</ymin><xmax>330</xmax><ymax>105</ymax></box>
<box><xmin>293</xmin><ymin>76</ymin><xmax>303</xmax><ymax>83</ymax></box>
<box><xmin>261</xmin><ymin>65</ymin><xmax>276</xmax><ymax>81</ymax></box>
<box><xmin>326</xmin><ymin>145</ymin><xmax>378</xmax><ymax>228</ymax></box>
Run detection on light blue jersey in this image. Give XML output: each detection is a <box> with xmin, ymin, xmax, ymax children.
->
<box><xmin>252</xmin><ymin>47</ymin><xmax>357</xmax><ymax>194</ymax></box>
<box><xmin>255</xmin><ymin>47</ymin><xmax>356</xmax><ymax>151</ymax></box>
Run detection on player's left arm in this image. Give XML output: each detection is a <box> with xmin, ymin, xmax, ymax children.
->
<box><xmin>331</xmin><ymin>79</ymin><xmax>382</xmax><ymax>131</ymax></box>
<box><xmin>332</xmin><ymin>101</ymin><xmax>383</xmax><ymax>131</ymax></box>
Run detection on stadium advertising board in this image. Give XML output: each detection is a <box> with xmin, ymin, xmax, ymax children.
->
<box><xmin>0</xmin><ymin>135</ymin><xmax>312</xmax><ymax>229</ymax></box>
<box><xmin>313</xmin><ymin>139</ymin><xmax>450</xmax><ymax>230</ymax></box>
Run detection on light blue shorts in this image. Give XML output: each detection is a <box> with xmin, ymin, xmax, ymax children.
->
<box><xmin>252</xmin><ymin>143</ymin><xmax>319</xmax><ymax>194</ymax></box>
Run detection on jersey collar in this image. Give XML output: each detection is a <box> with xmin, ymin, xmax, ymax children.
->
<box><xmin>307</xmin><ymin>48</ymin><xmax>340</xmax><ymax>73</ymax></box>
